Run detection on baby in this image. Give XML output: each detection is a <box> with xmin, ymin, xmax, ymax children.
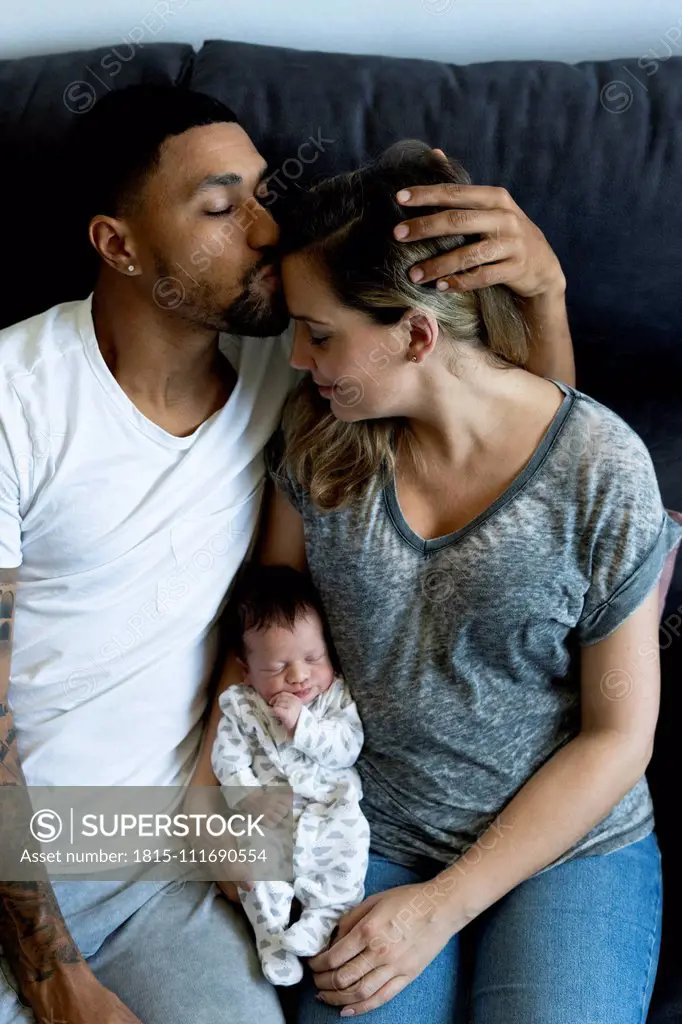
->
<box><xmin>211</xmin><ymin>564</ymin><xmax>370</xmax><ymax>985</ymax></box>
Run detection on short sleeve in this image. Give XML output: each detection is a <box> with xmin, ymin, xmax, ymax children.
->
<box><xmin>0</xmin><ymin>393</ymin><xmax>22</xmax><ymax>569</ymax></box>
<box><xmin>264</xmin><ymin>428</ymin><xmax>304</xmax><ymax>514</ymax></box>
<box><xmin>576</xmin><ymin>431</ymin><xmax>682</xmax><ymax>646</ymax></box>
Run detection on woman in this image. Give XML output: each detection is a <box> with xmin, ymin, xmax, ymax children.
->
<box><xmin>257</xmin><ymin>141</ymin><xmax>681</xmax><ymax>1022</ymax></box>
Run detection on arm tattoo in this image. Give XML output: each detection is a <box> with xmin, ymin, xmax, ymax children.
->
<box><xmin>0</xmin><ymin>576</ymin><xmax>83</xmax><ymax>988</ymax></box>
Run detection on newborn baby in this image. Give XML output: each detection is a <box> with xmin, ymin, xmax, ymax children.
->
<box><xmin>211</xmin><ymin>564</ymin><xmax>370</xmax><ymax>985</ymax></box>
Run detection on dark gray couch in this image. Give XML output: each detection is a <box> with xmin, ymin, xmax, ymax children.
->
<box><xmin>1</xmin><ymin>38</ymin><xmax>680</xmax><ymax>1021</ymax></box>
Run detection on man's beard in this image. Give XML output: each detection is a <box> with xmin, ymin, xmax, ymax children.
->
<box><xmin>222</xmin><ymin>260</ymin><xmax>290</xmax><ymax>337</ymax></box>
<box><xmin>152</xmin><ymin>253</ymin><xmax>290</xmax><ymax>337</ymax></box>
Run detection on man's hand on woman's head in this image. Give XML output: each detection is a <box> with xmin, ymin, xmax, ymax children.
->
<box><xmin>393</xmin><ymin>176</ymin><xmax>566</xmax><ymax>300</ymax></box>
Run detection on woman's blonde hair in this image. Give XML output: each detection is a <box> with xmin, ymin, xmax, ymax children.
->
<box><xmin>276</xmin><ymin>140</ymin><xmax>530</xmax><ymax>511</ymax></box>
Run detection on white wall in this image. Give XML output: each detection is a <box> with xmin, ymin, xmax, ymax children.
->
<box><xmin>2</xmin><ymin>0</ymin><xmax>682</xmax><ymax>65</ymax></box>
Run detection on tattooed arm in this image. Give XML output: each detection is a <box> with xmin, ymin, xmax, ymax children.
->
<box><xmin>0</xmin><ymin>572</ymin><xmax>142</xmax><ymax>1023</ymax></box>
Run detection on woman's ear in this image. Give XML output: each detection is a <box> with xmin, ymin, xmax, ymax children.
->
<box><xmin>404</xmin><ymin>309</ymin><xmax>439</xmax><ymax>364</ymax></box>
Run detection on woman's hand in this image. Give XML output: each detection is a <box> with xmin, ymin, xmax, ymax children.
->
<box><xmin>309</xmin><ymin>882</ymin><xmax>462</xmax><ymax>1016</ymax></box>
<box><xmin>394</xmin><ymin>179</ymin><xmax>566</xmax><ymax>299</ymax></box>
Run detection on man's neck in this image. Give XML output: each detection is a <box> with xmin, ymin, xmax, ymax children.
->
<box><xmin>91</xmin><ymin>276</ymin><xmax>235</xmax><ymax>437</ymax></box>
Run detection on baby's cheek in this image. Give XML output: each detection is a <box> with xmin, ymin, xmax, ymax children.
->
<box><xmin>316</xmin><ymin>666</ymin><xmax>335</xmax><ymax>691</ymax></box>
<box><xmin>251</xmin><ymin>677</ymin><xmax>281</xmax><ymax>703</ymax></box>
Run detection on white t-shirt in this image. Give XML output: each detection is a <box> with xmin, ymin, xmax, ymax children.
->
<box><xmin>0</xmin><ymin>296</ymin><xmax>297</xmax><ymax>788</ymax></box>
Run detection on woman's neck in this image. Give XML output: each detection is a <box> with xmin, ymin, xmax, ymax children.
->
<box><xmin>403</xmin><ymin>353</ymin><xmax>531</xmax><ymax>471</ymax></box>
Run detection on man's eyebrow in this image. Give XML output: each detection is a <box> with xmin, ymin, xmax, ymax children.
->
<box><xmin>195</xmin><ymin>172</ymin><xmax>242</xmax><ymax>193</ymax></box>
<box><xmin>194</xmin><ymin>165</ymin><xmax>270</xmax><ymax>194</ymax></box>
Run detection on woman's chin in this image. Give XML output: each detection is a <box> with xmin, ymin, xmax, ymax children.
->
<box><xmin>330</xmin><ymin>400</ymin><xmax>376</xmax><ymax>423</ymax></box>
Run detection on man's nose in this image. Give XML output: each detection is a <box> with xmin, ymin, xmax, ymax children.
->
<box><xmin>248</xmin><ymin>198</ymin><xmax>279</xmax><ymax>250</ymax></box>
<box><xmin>290</xmin><ymin>321</ymin><xmax>315</xmax><ymax>371</ymax></box>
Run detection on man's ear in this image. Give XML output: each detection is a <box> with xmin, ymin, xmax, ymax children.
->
<box><xmin>89</xmin><ymin>214</ymin><xmax>140</xmax><ymax>276</ymax></box>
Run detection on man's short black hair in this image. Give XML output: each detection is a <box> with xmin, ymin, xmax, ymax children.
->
<box><xmin>231</xmin><ymin>564</ymin><xmax>340</xmax><ymax>673</ymax></box>
<box><xmin>72</xmin><ymin>84</ymin><xmax>240</xmax><ymax>220</ymax></box>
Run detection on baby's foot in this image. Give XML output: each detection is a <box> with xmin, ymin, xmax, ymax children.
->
<box><xmin>260</xmin><ymin>937</ymin><xmax>303</xmax><ymax>986</ymax></box>
<box><xmin>280</xmin><ymin>912</ymin><xmax>336</xmax><ymax>957</ymax></box>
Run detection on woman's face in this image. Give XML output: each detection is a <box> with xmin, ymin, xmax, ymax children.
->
<box><xmin>282</xmin><ymin>251</ymin><xmax>415</xmax><ymax>422</ymax></box>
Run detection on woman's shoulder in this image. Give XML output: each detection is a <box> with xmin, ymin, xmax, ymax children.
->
<box><xmin>553</xmin><ymin>382</ymin><xmax>656</xmax><ymax>484</ymax></box>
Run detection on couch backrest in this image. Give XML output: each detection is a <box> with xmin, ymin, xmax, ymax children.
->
<box><xmin>1</xmin><ymin>39</ymin><xmax>680</xmax><ymax>517</ymax></box>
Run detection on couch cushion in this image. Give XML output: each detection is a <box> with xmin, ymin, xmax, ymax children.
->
<box><xmin>0</xmin><ymin>44</ymin><xmax>194</xmax><ymax>328</ymax></box>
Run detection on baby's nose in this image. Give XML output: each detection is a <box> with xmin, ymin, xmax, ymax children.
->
<box><xmin>286</xmin><ymin>663</ymin><xmax>309</xmax><ymax>686</ymax></box>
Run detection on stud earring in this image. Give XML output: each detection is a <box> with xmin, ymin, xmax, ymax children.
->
<box><xmin>127</xmin><ymin>265</ymin><xmax>135</xmax><ymax>273</ymax></box>
<box><xmin>411</xmin><ymin>356</ymin><xmax>418</xmax><ymax>362</ymax></box>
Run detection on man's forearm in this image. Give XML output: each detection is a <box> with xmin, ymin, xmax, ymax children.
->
<box><xmin>522</xmin><ymin>281</ymin><xmax>575</xmax><ymax>386</ymax></box>
<box><xmin>1</xmin><ymin>573</ymin><xmax>84</xmax><ymax>1003</ymax></box>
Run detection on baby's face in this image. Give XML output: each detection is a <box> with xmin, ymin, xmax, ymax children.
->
<box><xmin>242</xmin><ymin>610</ymin><xmax>335</xmax><ymax>705</ymax></box>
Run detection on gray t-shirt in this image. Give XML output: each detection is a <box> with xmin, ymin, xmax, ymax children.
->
<box><xmin>268</xmin><ymin>382</ymin><xmax>682</xmax><ymax>870</ymax></box>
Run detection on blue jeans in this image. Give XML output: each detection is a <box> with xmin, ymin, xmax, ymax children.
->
<box><xmin>296</xmin><ymin>832</ymin><xmax>662</xmax><ymax>1023</ymax></box>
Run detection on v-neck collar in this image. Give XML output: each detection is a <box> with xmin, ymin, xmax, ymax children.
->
<box><xmin>383</xmin><ymin>380</ymin><xmax>576</xmax><ymax>555</ymax></box>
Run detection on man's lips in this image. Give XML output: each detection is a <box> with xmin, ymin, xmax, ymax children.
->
<box><xmin>258</xmin><ymin>264</ymin><xmax>281</xmax><ymax>288</ymax></box>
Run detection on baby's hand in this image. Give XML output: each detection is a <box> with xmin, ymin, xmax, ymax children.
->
<box><xmin>269</xmin><ymin>692</ymin><xmax>303</xmax><ymax>733</ymax></box>
<box><xmin>241</xmin><ymin>790</ymin><xmax>292</xmax><ymax>830</ymax></box>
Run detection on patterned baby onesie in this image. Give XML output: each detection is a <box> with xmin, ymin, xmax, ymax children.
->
<box><xmin>212</xmin><ymin>677</ymin><xmax>370</xmax><ymax>985</ymax></box>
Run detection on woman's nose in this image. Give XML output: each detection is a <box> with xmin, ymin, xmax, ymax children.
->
<box><xmin>289</xmin><ymin>322</ymin><xmax>316</xmax><ymax>371</ymax></box>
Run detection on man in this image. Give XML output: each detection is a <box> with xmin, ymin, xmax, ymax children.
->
<box><xmin>0</xmin><ymin>84</ymin><xmax>573</xmax><ymax>1024</ymax></box>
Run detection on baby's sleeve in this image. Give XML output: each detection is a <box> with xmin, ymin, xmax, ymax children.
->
<box><xmin>292</xmin><ymin>678</ymin><xmax>364</xmax><ymax>769</ymax></box>
<box><xmin>211</xmin><ymin>687</ymin><xmax>261</xmax><ymax>788</ymax></box>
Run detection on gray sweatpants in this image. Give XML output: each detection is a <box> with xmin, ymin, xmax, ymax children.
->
<box><xmin>0</xmin><ymin>875</ymin><xmax>284</xmax><ymax>1024</ymax></box>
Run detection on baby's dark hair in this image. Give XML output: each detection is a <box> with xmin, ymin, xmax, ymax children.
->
<box><xmin>231</xmin><ymin>564</ymin><xmax>340</xmax><ymax>672</ymax></box>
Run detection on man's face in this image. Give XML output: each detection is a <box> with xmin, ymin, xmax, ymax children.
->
<box><xmin>129</xmin><ymin>121</ymin><xmax>289</xmax><ymax>336</ymax></box>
